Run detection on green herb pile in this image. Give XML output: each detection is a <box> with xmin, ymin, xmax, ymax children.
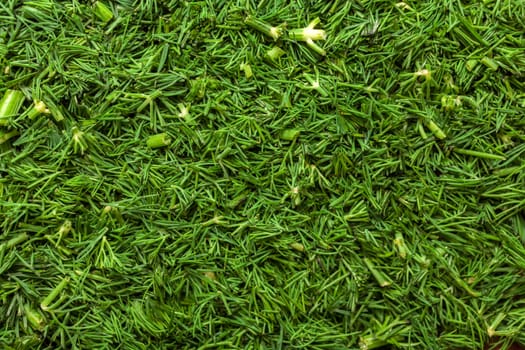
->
<box><xmin>1</xmin><ymin>0</ymin><xmax>525</xmax><ymax>349</ymax></box>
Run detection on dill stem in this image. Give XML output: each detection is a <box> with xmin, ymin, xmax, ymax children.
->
<box><xmin>0</xmin><ymin>89</ymin><xmax>25</xmax><ymax>125</ymax></box>
<box><xmin>2</xmin><ymin>233</ymin><xmax>29</xmax><ymax>250</ymax></box>
<box><xmin>93</xmin><ymin>1</ymin><xmax>113</xmax><ymax>23</ymax></box>
<box><xmin>24</xmin><ymin>304</ymin><xmax>45</xmax><ymax>331</ymax></box>
<box><xmin>364</xmin><ymin>258</ymin><xmax>392</xmax><ymax>287</ymax></box>
<box><xmin>0</xmin><ymin>130</ymin><xmax>18</xmax><ymax>144</ymax></box>
<box><xmin>394</xmin><ymin>233</ymin><xmax>409</xmax><ymax>259</ymax></box>
<box><xmin>245</xmin><ymin>16</ymin><xmax>282</xmax><ymax>40</ymax></box>
<box><xmin>41</xmin><ymin>277</ymin><xmax>70</xmax><ymax>312</ymax></box>
<box><xmin>147</xmin><ymin>133</ymin><xmax>171</xmax><ymax>148</ymax></box>
<box><xmin>453</xmin><ymin>147</ymin><xmax>506</xmax><ymax>161</ymax></box>
<box><xmin>423</xmin><ymin>118</ymin><xmax>446</xmax><ymax>139</ymax></box>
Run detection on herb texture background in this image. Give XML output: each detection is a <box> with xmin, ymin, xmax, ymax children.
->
<box><xmin>0</xmin><ymin>1</ymin><xmax>524</xmax><ymax>349</ymax></box>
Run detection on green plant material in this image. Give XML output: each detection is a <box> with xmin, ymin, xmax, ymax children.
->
<box><xmin>288</xmin><ymin>18</ymin><xmax>326</xmax><ymax>41</ymax></box>
<box><xmin>302</xmin><ymin>71</ymin><xmax>329</xmax><ymax>97</ymax></box>
<box><xmin>280</xmin><ymin>128</ymin><xmax>300</xmax><ymax>141</ymax></box>
<box><xmin>288</xmin><ymin>18</ymin><xmax>327</xmax><ymax>55</ymax></box>
<box><xmin>240</xmin><ymin>63</ymin><xmax>253</xmax><ymax>79</ymax></box>
<box><xmin>0</xmin><ymin>233</ymin><xmax>28</xmax><ymax>250</ymax></box>
<box><xmin>452</xmin><ymin>147</ymin><xmax>506</xmax><ymax>161</ymax></box>
<box><xmin>26</xmin><ymin>100</ymin><xmax>51</xmax><ymax>119</ymax></box>
<box><xmin>265</xmin><ymin>46</ymin><xmax>286</xmax><ymax>62</ymax></box>
<box><xmin>422</xmin><ymin>118</ymin><xmax>447</xmax><ymax>139</ymax></box>
<box><xmin>57</xmin><ymin>220</ymin><xmax>72</xmax><ymax>242</ymax></box>
<box><xmin>101</xmin><ymin>206</ymin><xmax>124</xmax><ymax>225</ymax></box>
<box><xmin>364</xmin><ymin>258</ymin><xmax>392</xmax><ymax>287</ymax></box>
<box><xmin>0</xmin><ymin>1</ymin><xmax>524</xmax><ymax>349</ymax></box>
<box><xmin>40</xmin><ymin>277</ymin><xmax>69</xmax><ymax>312</ymax></box>
<box><xmin>432</xmin><ymin>247</ymin><xmax>482</xmax><ymax>298</ymax></box>
<box><xmin>290</xmin><ymin>242</ymin><xmax>305</xmax><ymax>252</ymax></box>
<box><xmin>23</xmin><ymin>305</ymin><xmax>45</xmax><ymax>331</ymax></box>
<box><xmin>93</xmin><ymin>1</ymin><xmax>113</xmax><ymax>23</ymax></box>
<box><xmin>393</xmin><ymin>233</ymin><xmax>409</xmax><ymax>259</ymax></box>
<box><xmin>70</xmin><ymin>126</ymin><xmax>89</xmax><ymax>154</ymax></box>
<box><xmin>344</xmin><ymin>200</ymin><xmax>369</xmax><ymax>222</ymax></box>
<box><xmin>441</xmin><ymin>95</ymin><xmax>461</xmax><ymax>111</ymax></box>
<box><xmin>466</xmin><ymin>59</ymin><xmax>478</xmax><ymax>71</ymax></box>
<box><xmin>0</xmin><ymin>89</ymin><xmax>24</xmax><ymax>125</ymax></box>
<box><xmin>481</xmin><ymin>57</ymin><xmax>499</xmax><ymax>71</ymax></box>
<box><xmin>176</xmin><ymin>103</ymin><xmax>192</xmax><ymax>122</ymax></box>
<box><xmin>0</xmin><ymin>129</ymin><xmax>19</xmax><ymax>144</ymax></box>
<box><xmin>487</xmin><ymin>312</ymin><xmax>507</xmax><ymax>337</ymax></box>
<box><xmin>453</xmin><ymin>16</ymin><xmax>489</xmax><ymax>47</ymax></box>
<box><xmin>45</xmin><ymin>219</ymin><xmax>73</xmax><ymax>252</ymax></box>
<box><xmin>146</xmin><ymin>133</ymin><xmax>171</xmax><ymax>148</ymax></box>
<box><xmin>245</xmin><ymin>15</ymin><xmax>283</xmax><ymax>40</ymax></box>
<box><xmin>47</xmin><ymin>103</ymin><xmax>65</xmax><ymax>122</ymax></box>
<box><xmin>359</xmin><ymin>317</ymin><xmax>412</xmax><ymax>350</ymax></box>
